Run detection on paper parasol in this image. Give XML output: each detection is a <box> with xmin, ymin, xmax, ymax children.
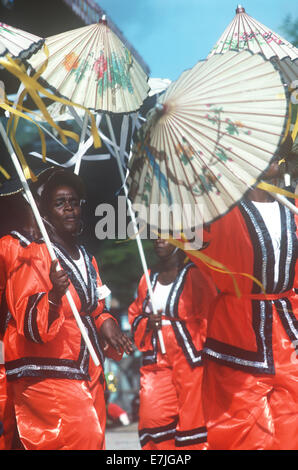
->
<box><xmin>28</xmin><ymin>17</ymin><xmax>150</xmax><ymax>114</ymax></box>
<box><xmin>28</xmin><ymin>16</ymin><xmax>165</xmax><ymax>351</ymax></box>
<box><xmin>208</xmin><ymin>5</ymin><xmax>298</xmax><ymax>87</ymax></box>
<box><xmin>127</xmin><ymin>50</ymin><xmax>288</xmax><ymax>235</ymax></box>
<box><xmin>0</xmin><ymin>21</ymin><xmax>44</xmax><ymax>64</ymax></box>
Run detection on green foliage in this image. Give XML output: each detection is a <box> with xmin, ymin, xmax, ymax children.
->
<box><xmin>281</xmin><ymin>14</ymin><xmax>298</xmax><ymax>47</ymax></box>
<box><xmin>95</xmin><ymin>238</ymin><xmax>158</xmax><ymax>308</ymax></box>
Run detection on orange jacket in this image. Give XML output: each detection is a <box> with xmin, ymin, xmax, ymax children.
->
<box><xmin>188</xmin><ymin>199</ymin><xmax>298</xmax><ymax>375</ymax></box>
<box><xmin>129</xmin><ymin>262</ymin><xmax>217</xmax><ymax>368</ymax></box>
<box><xmin>4</xmin><ymin>239</ymin><xmax>119</xmax><ymax>382</ymax></box>
<box><xmin>0</xmin><ymin>231</ymin><xmax>35</xmax><ymax>340</ymax></box>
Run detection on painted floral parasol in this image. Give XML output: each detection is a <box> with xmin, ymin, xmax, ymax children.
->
<box><xmin>27</xmin><ymin>15</ymin><xmax>165</xmax><ymax>351</ymax></box>
<box><xmin>208</xmin><ymin>4</ymin><xmax>298</xmax><ymax>87</ymax></box>
<box><xmin>127</xmin><ymin>50</ymin><xmax>288</xmax><ymax>234</ymax></box>
<box><xmin>28</xmin><ymin>17</ymin><xmax>150</xmax><ymax>114</ymax></box>
<box><xmin>0</xmin><ymin>21</ymin><xmax>44</xmax><ymax>64</ymax></box>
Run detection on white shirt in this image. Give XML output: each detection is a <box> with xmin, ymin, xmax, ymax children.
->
<box><xmin>144</xmin><ymin>281</ymin><xmax>174</xmax><ymax>325</ymax></box>
<box><xmin>252</xmin><ymin>200</ymin><xmax>281</xmax><ymax>284</ymax></box>
<box><xmin>152</xmin><ymin>281</ymin><xmax>174</xmax><ymax>313</ymax></box>
<box><xmin>72</xmin><ymin>249</ymin><xmax>88</xmax><ymax>283</ymax></box>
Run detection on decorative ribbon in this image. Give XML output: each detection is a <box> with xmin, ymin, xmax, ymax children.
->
<box><xmin>291</xmin><ymin>105</ymin><xmax>298</xmax><ymax>142</ymax></box>
<box><xmin>282</xmin><ymin>99</ymin><xmax>292</xmax><ymax>143</ymax></box>
<box><xmin>0</xmin><ymin>99</ymin><xmax>49</xmax><ymax>180</ymax></box>
<box><xmin>167</xmin><ymin>235</ymin><xmax>266</xmax><ymax>299</ymax></box>
<box><xmin>6</xmin><ymin>44</ymin><xmax>80</xmax><ymax>176</ymax></box>
<box><xmin>0</xmin><ymin>164</ymin><xmax>10</xmax><ymax>179</ymax></box>
<box><xmin>257</xmin><ymin>181</ymin><xmax>298</xmax><ymax>199</ymax></box>
<box><xmin>0</xmin><ymin>53</ymin><xmax>102</xmax><ymax>179</ymax></box>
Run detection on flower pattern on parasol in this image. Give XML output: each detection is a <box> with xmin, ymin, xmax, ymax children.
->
<box><xmin>208</xmin><ymin>4</ymin><xmax>298</xmax><ymax>87</ymax></box>
<box><xmin>28</xmin><ymin>18</ymin><xmax>149</xmax><ymax>114</ymax></box>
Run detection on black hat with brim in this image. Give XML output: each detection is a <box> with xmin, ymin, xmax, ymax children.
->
<box><xmin>40</xmin><ymin>168</ymin><xmax>87</xmax><ymax>205</ymax></box>
<box><xmin>0</xmin><ymin>164</ymin><xmax>58</xmax><ymax>197</ymax></box>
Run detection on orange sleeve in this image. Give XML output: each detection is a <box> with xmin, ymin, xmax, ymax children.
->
<box><xmin>6</xmin><ymin>244</ymin><xmax>65</xmax><ymax>344</ymax></box>
<box><xmin>128</xmin><ymin>274</ymin><xmax>153</xmax><ymax>351</ymax></box>
<box><xmin>190</xmin><ymin>266</ymin><xmax>218</xmax><ymax>320</ymax></box>
<box><xmin>187</xmin><ymin>266</ymin><xmax>218</xmax><ymax>344</ymax></box>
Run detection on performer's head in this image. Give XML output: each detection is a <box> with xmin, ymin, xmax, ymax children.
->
<box><xmin>263</xmin><ymin>134</ymin><xmax>293</xmax><ymax>182</ymax></box>
<box><xmin>0</xmin><ymin>166</ymin><xmax>56</xmax><ymax>238</ymax></box>
<box><xmin>40</xmin><ymin>169</ymin><xmax>86</xmax><ymax>239</ymax></box>
<box><xmin>153</xmin><ymin>237</ymin><xmax>186</xmax><ymax>265</ymax></box>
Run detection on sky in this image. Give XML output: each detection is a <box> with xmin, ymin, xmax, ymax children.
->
<box><xmin>96</xmin><ymin>0</ymin><xmax>297</xmax><ymax>81</ymax></box>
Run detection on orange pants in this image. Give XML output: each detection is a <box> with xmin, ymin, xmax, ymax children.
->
<box><xmin>11</xmin><ymin>376</ymin><xmax>106</xmax><ymax>450</ymax></box>
<box><xmin>203</xmin><ymin>309</ymin><xmax>298</xmax><ymax>450</ymax></box>
<box><xmin>138</xmin><ymin>325</ymin><xmax>208</xmax><ymax>450</ymax></box>
<box><xmin>0</xmin><ymin>365</ymin><xmax>15</xmax><ymax>450</ymax></box>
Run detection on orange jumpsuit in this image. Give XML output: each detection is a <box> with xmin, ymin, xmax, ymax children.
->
<box><xmin>188</xmin><ymin>198</ymin><xmax>298</xmax><ymax>450</ymax></box>
<box><xmin>0</xmin><ymin>231</ymin><xmax>35</xmax><ymax>450</ymax></box>
<box><xmin>128</xmin><ymin>262</ymin><xmax>217</xmax><ymax>450</ymax></box>
<box><xmin>4</xmin><ymin>239</ymin><xmax>120</xmax><ymax>450</ymax></box>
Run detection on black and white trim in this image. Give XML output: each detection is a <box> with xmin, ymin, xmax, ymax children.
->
<box><xmin>139</xmin><ymin>419</ymin><xmax>207</xmax><ymax>448</ymax></box>
<box><xmin>10</xmin><ymin>230</ymin><xmax>33</xmax><ymax>247</ymax></box>
<box><xmin>275</xmin><ymin>297</ymin><xmax>298</xmax><ymax>345</ymax></box>
<box><xmin>53</xmin><ymin>242</ymin><xmax>99</xmax><ymax>315</ymax></box>
<box><xmin>204</xmin><ymin>299</ymin><xmax>275</xmax><ymax>374</ymax></box>
<box><xmin>24</xmin><ymin>292</ymin><xmax>46</xmax><ymax>343</ymax></box>
<box><xmin>203</xmin><ymin>200</ymin><xmax>298</xmax><ymax>374</ymax></box>
<box><xmin>5</xmin><ymin>313</ymin><xmax>104</xmax><ymax>382</ymax></box>
<box><xmin>5</xmin><ymin>240</ymin><xmax>105</xmax><ymax>381</ymax></box>
<box><xmin>175</xmin><ymin>426</ymin><xmax>208</xmax><ymax>447</ymax></box>
<box><xmin>166</xmin><ymin>263</ymin><xmax>204</xmax><ymax>368</ymax></box>
<box><xmin>139</xmin><ymin>417</ymin><xmax>178</xmax><ymax>448</ymax></box>
<box><xmin>137</xmin><ymin>264</ymin><xmax>204</xmax><ymax>368</ymax></box>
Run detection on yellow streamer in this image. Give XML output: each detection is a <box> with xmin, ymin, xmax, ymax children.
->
<box><xmin>292</xmin><ymin>110</ymin><xmax>298</xmax><ymax>142</ymax></box>
<box><xmin>257</xmin><ymin>181</ymin><xmax>298</xmax><ymax>199</ymax></box>
<box><xmin>0</xmin><ymin>56</ymin><xmax>101</xmax><ymax>148</ymax></box>
<box><xmin>282</xmin><ymin>100</ymin><xmax>292</xmax><ymax>143</ymax></box>
<box><xmin>0</xmin><ymin>101</ymin><xmax>49</xmax><ymax>180</ymax></box>
<box><xmin>0</xmin><ymin>166</ymin><xmax>10</xmax><ymax>179</ymax></box>
<box><xmin>167</xmin><ymin>236</ymin><xmax>266</xmax><ymax>298</ymax></box>
<box><xmin>0</xmin><ymin>52</ymin><xmax>102</xmax><ymax>181</ymax></box>
<box><xmin>6</xmin><ymin>45</ymin><xmax>50</xmax><ymax>166</ymax></box>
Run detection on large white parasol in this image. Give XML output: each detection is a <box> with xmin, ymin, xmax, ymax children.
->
<box><xmin>127</xmin><ymin>50</ymin><xmax>290</xmax><ymax>236</ymax></box>
<box><xmin>208</xmin><ymin>4</ymin><xmax>298</xmax><ymax>189</ymax></box>
<box><xmin>208</xmin><ymin>4</ymin><xmax>298</xmax><ymax>87</ymax></box>
<box><xmin>28</xmin><ymin>17</ymin><xmax>149</xmax><ymax>114</ymax></box>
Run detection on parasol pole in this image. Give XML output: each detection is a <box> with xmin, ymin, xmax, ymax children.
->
<box><xmin>0</xmin><ymin>120</ymin><xmax>100</xmax><ymax>367</ymax></box>
<box><xmin>74</xmin><ymin>111</ymin><xmax>89</xmax><ymax>175</ymax></box>
<box><xmin>106</xmin><ymin>114</ymin><xmax>166</xmax><ymax>354</ymax></box>
<box><xmin>267</xmin><ymin>191</ymin><xmax>298</xmax><ymax>215</ymax></box>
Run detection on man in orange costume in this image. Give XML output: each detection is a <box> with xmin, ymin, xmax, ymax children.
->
<box><xmin>188</xmin><ymin>158</ymin><xmax>298</xmax><ymax>450</ymax></box>
<box><xmin>128</xmin><ymin>239</ymin><xmax>217</xmax><ymax>450</ymax></box>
